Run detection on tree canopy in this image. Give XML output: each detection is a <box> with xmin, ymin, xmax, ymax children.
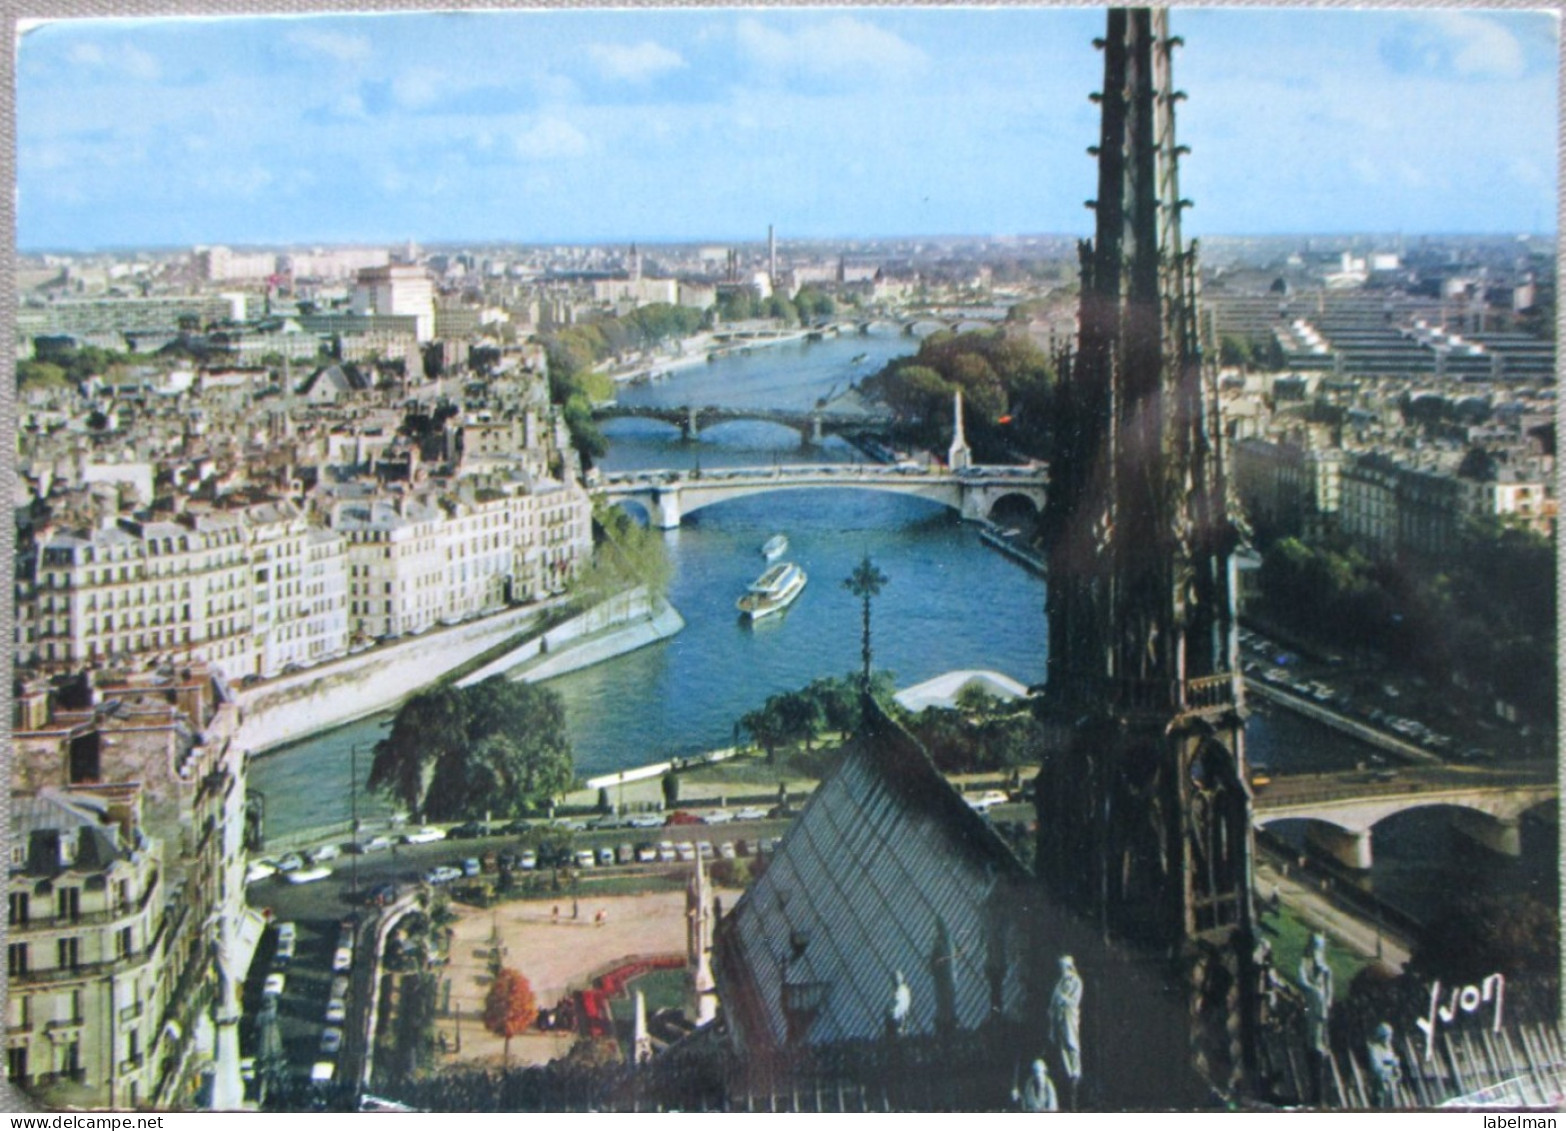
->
<box><xmin>483</xmin><ymin>967</ymin><xmax>539</xmax><ymax>1066</ymax></box>
<box><xmin>368</xmin><ymin>678</ymin><xmax>575</xmax><ymax>821</ymax></box>
<box><xmin>860</xmin><ymin>329</ymin><xmax>1056</xmax><ymax>459</ymax></box>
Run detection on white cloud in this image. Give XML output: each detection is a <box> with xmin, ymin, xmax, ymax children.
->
<box><xmin>1393</xmin><ymin>12</ymin><xmax>1528</xmax><ymax>80</ymax></box>
<box><xmin>1431</xmin><ymin>12</ymin><xmax>1527</xmax><ymax>78</ymax></box>
<box><xmin>588</xmin><ymin>41</ymin><xmax>685</xmax><ymax>83</ymax></box>
<box><xmin>736</xmin><ymin>16</ymin><xmax>925</xmax><ymax>84</ymax></box>
<box><xmin>392</xmin><ymin>67</ymin><xmax>445</xmax><ymax>110</ymax></box>
<box><xmin>65</xmin><ymin>40</ymin><xmax>160</xmax><ymax>81</ymax></box>
<box><xmin>512</xmin><ymin>117</ymin><xmax>589</xmax><ymax>160</ymax></box>
<box><xmin>288</xmin><ymin>28</ymin><xmax>371</xmax><ymax>64</ymax></box>
<box><xmin>66</xmin><ymin>42</ymin><xmax>104</xmax><ymax>66</ymax></box>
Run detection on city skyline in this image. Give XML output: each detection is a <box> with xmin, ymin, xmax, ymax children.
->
<box><xmin>17</xmin><ymin>6</ymin><xmax>1559</xmax><ymax>251</ymax></box>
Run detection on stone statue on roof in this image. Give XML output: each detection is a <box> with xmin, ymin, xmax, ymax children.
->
<box><xmin>1367</xmin><ymin>1021</ymin><xmax>1401</xmax><ymax>1108</ymax></box>
<box><xmin>1298</xmin><ymin>933</ymin><xmax>1333</xmax><ymax>1054</ymax></box>
<box><xmin>1049</xmin><ymin>954</ymin><xmax>1083</xmax><ymax>1105</ymax></box>
<box><xmin>886</xmin><ymin>969</ymin><xmax>911</xmax><ymax>1037</ymax></box>
<box><xmin>1013</xmin><ymin>1058</ymin><xmax>1059</xmax><ymax>1112</ymax></box>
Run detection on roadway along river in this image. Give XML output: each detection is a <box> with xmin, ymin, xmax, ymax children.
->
<box><xmin>249</xmin><ymin>330</ymin><xmax>1555</xmax><ymax>925</ymax></box>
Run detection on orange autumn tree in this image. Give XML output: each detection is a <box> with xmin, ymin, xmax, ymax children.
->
<box><xmin>483</xmin><ymin>967</ymin><xmax>538</xmax><ymax>1065</ymax></box>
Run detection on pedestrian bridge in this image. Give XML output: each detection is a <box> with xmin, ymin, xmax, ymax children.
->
<box><xmin>593</xmin><ymin>464</ymin><xmax>1048</xmax><ymax>530</ymax></box>
<box><xmin>1254</xmin><ymin>764</ymin><xmax>1557</xmax><ymax>869</ymax></box>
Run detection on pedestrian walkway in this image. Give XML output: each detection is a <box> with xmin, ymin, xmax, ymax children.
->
<box><xmin>1255</xmin><ymin>858</ymin><xmax>1412</xmax><ymax>971</ymax></box>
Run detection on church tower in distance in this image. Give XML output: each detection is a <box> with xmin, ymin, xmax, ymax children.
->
<box><xmin>1035</xmin><ymin>7</ymin><xmax>1257</xmax><ymax>1094</ymax></box>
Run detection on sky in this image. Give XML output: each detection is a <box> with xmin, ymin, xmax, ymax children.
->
<box><xmin>15</xmin><ymin>6</ymin><xmax>1560</xmax><ymax>250</ymax></box>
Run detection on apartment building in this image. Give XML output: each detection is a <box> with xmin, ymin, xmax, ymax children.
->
<box><xmin>10</xmin><ymin>665</ymin><xmax>252</xmax><ymax>1110</ymax></box>
<box><xmin>7</xmin><ymin>786</ymin><xmax>166</xmax><ymax>1109</ymax></box>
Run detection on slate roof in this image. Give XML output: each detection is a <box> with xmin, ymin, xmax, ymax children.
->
<box><xmin>715</xmin><ymin>696</ymin><xmax>1033</xmax><ymax>1054</ymax></box>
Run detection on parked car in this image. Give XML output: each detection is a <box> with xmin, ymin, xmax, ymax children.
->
<box><xmin>332</xmin><ymin>946</ymin><xmax>353</xmax><ymax>973</ymax></box>
<box><xmin>319</xmin><ymin>1028</ymin><xmax>343</xmax><ymax>1055</ymax></box>
<box><xmin>274</xmin><ymin>936</ymin><xmax>297</xmax><ymax>966</ymax></box>
<box><xmin>675</xmin><ymin>843</ymin><xmax>696</xmax><ymax>862</ymax></box>
<box><xmin>287</xmin><ymin>866</ymin><xmax>333</xmax><ymax>885</ymax></box>
<box><xmin>425</xmin><ymin>866</ymin><xmax>461</xmax><ymax>885</ymax></box>
<box><xmin>308</xmin><ymin>843</ymin><xmax>342</xmax><ymax>864</ymax></box>
<box><xmin>263</xmin><ymin>973</ymin><xmax>286</xmax><ymax>998</ymax></box>
<box><xmin>276</xmin><ymin>921</ymin><xmax>297</xmax><ymax>944</ymax></box>
<box><xmin>245</xmin><ymin>861</ymin><xmax>278</xmax><ymax>885</ymax></box>
<box><xmin>718</xmin><ymin>842</ymin><xmax>737</xmax><ymax>861</ymax></box>
<box><xmin>697</xmin><ymin>841</ymin><xmax>715</xmax><ymax>859</ymax></box>
<box><xmin>275</xmin><ymin>852</ymin><xmax>305</xmax><ymax>873</ymax></box>
<box><xmin>733</xmin><ymin>807</ymin><xmax>767</xmax><ymax>822</ymax></box>
<box><xmin>635</xmin><ymin>844</ymin><xmax>657</xmax><ymax>864</ymax></box>
<box><xmin>462</xmin><ymin>858</ymin><xmax>481</xmax><ymax>877</ymax></box>
<box><xmin>448</xmin><ymin>822</ymin><xmax>489</xmax><ymax>840</ymax></box>
<box><xmin>626</xmin><ymin>814</ymin><xmax>664</xmax><ymax>829</ymax></box>
<box><xmin>349</xmin><ymin>836</ymin><xmax>392</xmax><ymax>854</ymax></box>
<box><xmin>703</xmin><ymin>809</ymin><xmax>734</xmax><ymax>825</ymax></box>
<box><xmin>658</xmin><ymin>842</ymin><xmax>677</xmax><ymax>863</ymax></box>
<box><xmin>596</xmin><ymin>846</ymin><xmax>615</xmax><ymax>867</ymax></box>
<box><xmin>518</xmin><ymin>850</ymin><xmax>538</xmax><ymax>871</ymax></box>
<box><xmin>575</xmin><ymin>849</ymin><xmax>596</xmax><ymax>868</ymax></box>
<box><xmin>324</xmin><ymin>998</ymin><xmax>347</xmax><ymax>1025</ymax></box>
<box><xmin>616</xmin><ymin>844</ymin><xmax>635</xmax><ymax>864</ymax></box>
<box><xmin>401</xmin><ymin>827</ymin><xmax>446</xmax><ymax>845</ymax></box>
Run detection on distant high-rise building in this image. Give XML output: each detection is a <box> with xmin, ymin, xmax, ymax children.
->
<box><xmin>351</xmin><ymin>264</ymin><xmax>436</xmax><ymax>342</ymax></box>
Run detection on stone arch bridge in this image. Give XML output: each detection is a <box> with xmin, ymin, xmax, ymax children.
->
<box><xmin>1254</xmin><ymin>764</ymin><xmax>1557</xmax><ymax>869</ymax></box>
<box><xmin>592</xmin><ymin>402</ymin><xmax>891</xmax><ymax>446</ymax></box>
<box><xmin>593</xmin><ymin>464</ymin><xmax>1048</xmax><ymax>530</ymax></box>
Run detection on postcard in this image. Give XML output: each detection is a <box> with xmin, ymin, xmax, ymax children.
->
<box><xmin>6</xmin><ymin>3</ymin><xmax>1560</xmax><ymax>1114</ymax></box>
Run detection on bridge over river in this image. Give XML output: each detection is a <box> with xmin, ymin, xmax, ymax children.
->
<box><xmin>593</xmin><ymin>398</ymin><xmax>891</xmax><ymax>445</ymax></box>
<box><xmin>1254</xmin><ymin>762</ymin><xmax>1557</xmax><ymax>869</ymax></box>
<box><xmin>594</xmin><ymin>463</ymin><xmax>1048</xmax><ymax>529</ymax></box>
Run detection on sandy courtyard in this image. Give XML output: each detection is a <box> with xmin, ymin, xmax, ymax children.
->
<box><xmin>435</xmin><ymin>890</ymin><xmax>722</xmax><ymax>1068</ymax></box>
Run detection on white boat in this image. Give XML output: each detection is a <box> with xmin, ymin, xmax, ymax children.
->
<box><xmin>737</xmin><ymin>562</ymin><xmax>807</xmax><ymax>621</ymax></box>
<box><xmin>761</xmin><ymin>534</ymin><xmax>788</xmax><ymax>561</ymax></box>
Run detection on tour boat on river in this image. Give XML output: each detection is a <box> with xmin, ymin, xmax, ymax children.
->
<box><xmin>761</xmin><ymin>534</ymin><xmax>789</xmax><ymax>561</ymax></box>
<box><xmin>737</xmin><ymin>562</ymin><xmax>807</xmax><ymax>621</ymax></box>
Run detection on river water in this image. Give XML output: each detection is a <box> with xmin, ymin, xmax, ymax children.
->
<box><xmin>248</xmin><ymin>330</ymin><xmax>1555</xmax><ymax>923</ymax></box>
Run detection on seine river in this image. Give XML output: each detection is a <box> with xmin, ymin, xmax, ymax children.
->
<box><xmin>249</xmin><ymin>331</ymin><xmax>1555</xmax><ymax>922</ymax></box>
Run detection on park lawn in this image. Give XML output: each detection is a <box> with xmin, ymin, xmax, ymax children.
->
<box><xmin>608</xmin><ymin>968</ymin><xmax>688</xmax><ymax>1028</ymax></box>
<box><xmin>1259</xmin><ymin>903</ymin><xmax>1371</xmax><ymax>1003</ymax></box>
<box><xmin>573</xmin><ymin>873</ymin><xmax>692</xmax><ymax>897</ymax></box>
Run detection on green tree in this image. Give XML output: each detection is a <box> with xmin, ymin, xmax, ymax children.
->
<box><xmin>370</xmin><ymin>679</ymin><xmax>574</xmax><ymax>822</ymax></box>
<box><xmin>16</xmin><ymin>360</ymin><xmax>68</xmax><ymax>391</ymax></box>
<box><xmin>1219</xmin><ymin>334</ymin><xmax>1254</xmax><ymax>368</ymax></box>
<box><xmin>773</xmin><ymin>691</ymin><xmax>826</xmax><ymax>751</ymax></box>
<box><xmin>742</xmin><ymin>701</ymin><xmax>788</xmax><ymax>763</ymax></box>
<box><xmin>368</xmin><ymin>686</ymin><xmax>467</xmax><ymax>820</ymax></box>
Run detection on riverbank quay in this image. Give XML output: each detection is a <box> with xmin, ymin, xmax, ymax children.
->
<box><xmin>237</xmin><ymin>587</ymin><xmax>679</xmax><ymax>756</ymax></box>
<box><xmin>1244</xmin><ymin>679</ymin><xmax>1441</xmax><ymax>765</ymax></box>
<box><xmin>455</xmin><ymin>587</ymin><xmax>683</xmax><ymax>687</ymax></box>
<box><xmin>974</xmin><ymin>519</ymin><xmax>1047</xmax><ymax>576</ymax></box>
<box><xmin>601</xmin><ymin>327</ymin><xmax>816</xmax><ymax>389</ymax></box>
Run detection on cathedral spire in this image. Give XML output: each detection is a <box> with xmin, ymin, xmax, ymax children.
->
<box><xmin>1035</xmin><ymin>8</ymin><xmax>1256</xmax><ymax>1096</ymax></box>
